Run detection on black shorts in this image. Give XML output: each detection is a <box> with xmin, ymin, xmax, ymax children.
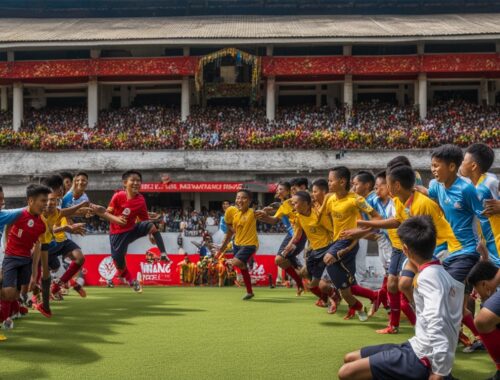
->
<box><xmin>48</xmin><ymin>240</ymin><xmax>81</xmax><ymax>270</ymax></box>
<box><xmin>388</xmin><ymin>248</ymin><xmax>406</xmax><ymax>276</ymax></box>
<box><xmin>325</xmin><ymin>240</ymin><xmax>358</xmax><ymax>290</ymax></box>
<box><xmin>110</xmin><ymin>222</ymin><xmax>152</xmax><ymax>268</ymax></box>
<box><xmin>2</xmin><ymin>255</ymin><xmax>32</xmax><ymax>289</ymax></box>
<box><xmin>483</xmin><ymin>290</ymin><xmax>500</xmax><ymax>317</ymax></box>
<box><xmin>443</xmin><ymin>254</ymin><xmax>479</xmax><ymax>292</ymax></box>
<box><xmin>233</xmin><ymin>245</ymin><xmax>256</xmax><ymax>264</ymax></box>
<box><xmin>361</xmin><ymin>342</ymin><xmax>431</xmax><ymax>380</ymax></box>
<box><xmin>277</xmin><ymin>233</ymin><xmax>306</xmax><ymax>269</ymax></box>
<box><xmin>306</xmin><ymin>244</ymin><xmax>331</xmax><ymax>280</ymax></box>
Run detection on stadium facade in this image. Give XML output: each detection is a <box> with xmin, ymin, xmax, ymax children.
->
<box><xmin>0</xmin><ymin>4</ymin><xmax>499</xmax><ymax>206</ymax></box>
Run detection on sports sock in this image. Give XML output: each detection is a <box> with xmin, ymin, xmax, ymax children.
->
<box><xmin>240</xmin><ymin>269</ymin><xmax>253</xmax><ymax>294</ymax></box>
<box><xmin>60</xmin><ymin>261</ymin><xmax>82</xmax><ymax>284</ymax></box>
<box><xmin>480</xmin><ymin>328</ymin><xmax>500</xmax><ymax>370</ymax></box>
<box><xmin>400</xmin><ymin>294</ymin><xmax>416</xmax><ymax>325</ymax></box>
<box><xmin>463</xmin><ymin>313</ymin><xmax>480</xmax><ymax>337</ymax></box>
<box><xmin>0</xmin><ymin>300</ymin><xmax>11</xmax><ymax>322</ymax></box>
<box><xmin>388</xmin><ymin>291</ymin><xmax>401</xmax><ymax>327</ymax></box>
<box><xmin>285</xmin><ymin>267</ymin><xmax>303</xmax><ymax>289</ymax></box>
<box><xmin>42</xmin><ymin>277</ymin><xmax>51</xmax><ymax>311</ymax></box>
<box><xmin>351</xmin><ymin>284</ymin><xmax>376</xmax><ymax>302</ymax></box>
<box><xmin>310</xmin><ymin>286</ymin><xmax>327</xmax><ymax>302</ymax></box>
<box><xmin>151</xmin><ymin>231</ymin><xmax>167</xmax><ymax>254</ymax></box>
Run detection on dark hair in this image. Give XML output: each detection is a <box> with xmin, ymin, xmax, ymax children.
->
<box><xmin>375</xmin><ymin>170</ymin><xmax>386</xmax><ymax>181</ymax></box>
<box><xmin>237</xmin><ymin>189</ymin><xmax>253</xmax><ymax>199</ymax></box>
<box><xmin>40</xmin><ymin>174</ymin><xmax>63</xmax><ymax>191</ymax></box>
<box><xmin>122</xmin><ymin>170</ymin><xmax>142</xmax><ymax>181</ymax></box>
<box><xmin>222</xmin><ymin>200</ymin><xmax>231</xmax><ymax>204</ymax></box>
<box><xmin>59</xmin><ymin>171</ymin><xmax>73</xmax><ymax>181</ymax></box>
<box><xmin>387</xmin><ymin>165</ymin><xmax>415</xmax><ymax>190</ymax></box>
<box><xmin>75</xmin><ymin>171</ymin><xmax>89</xmax><ymax>179</ymax></box>
<box><xmin>354</xmin><ymin>170</ymin><xmax>375</xmax><ymax>189</ymax></box>
<box><xmin>290</xmin><ymin>177</ymin><xmax>309</xmax><ymax>188</ymax></box>
<box><xmin>0</xmin><ymin>185</ymin><xmax>3</xmax><ymax>192</ymax></box>
<box><xmin>278</xmin><ymin>181</ymin><xmax>291</xmax><ymax>191</ymax></box>
<box><xmin>294</xmin><ymin>190</ymin><xmax>312</xmax><ymax>204</ymax></box>
<box><xmin>397</xmin><ymin>216</ymin><xmax>436</xmax><ymax>260</ymax></box>
<box><xmin>431</xmin><ymin>144</ymin><xmax>464</xmax><ymax>168</ymax></box>
<box><xmin>467</xmin><ymin>261</ymin><xmax>498</xmax><ymax>287</ymax></box>
<box><xmin>466</xmin><ymin>143</ymin><xmax>495</xmax><ymax>173</ymax></box>
<box><xmin>387</xmin><ymin>156</ymin><xmax>412</xmax><ymax>171</ymax></box>
<box><xmin>312</xmin><ymin>178</ymin><xmax>329</xmax><ymax>193</ymax></box>
<box><xmin>26</xmin><ymin>184</ymin><xmax>52</xmax><ymax>199</ymax></box>
<box><xmin>330</xmin><ymin>166</ymin><xmax>351</xmax><ymax>191</ymax></box>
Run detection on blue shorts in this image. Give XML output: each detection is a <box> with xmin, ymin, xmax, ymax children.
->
<box><xmin>48</xmin><ymin>240</ymin><xmax>81</xmax><ymax>270</ymax></box>
<box><xmin>110</xmin><ymin>222</ymin><xmax>152</xmax><ymax>268</ymax></box>
<box><xmin>306</xmin><ymin>245</ymin><xmax>331</xmax><ymax>280</ymax></box>
<box><xmin>325</xmin><ymin>240</ymin><xmax>359</xmax><ymax>290</ymax></box>
<box><xmin>483</xmin><ymin>291</ymin><xmax>500</xmax><ymax>317</ymax></box>
<box><xmin>233</xmin><ymin>245</ymin><xmax>256</xmax><ymax>264</ymax></box>
<box><xmin>277</xmin><ymin>233</ymin><xmax>306</xmax><ymax>269</ymax></box>
<box><xmin>361</xmin><ymin>342</ymin><xmax>432</xmax><ymax>380</ymax></box>
<box><xmin>1</xmin><ymin>255</ymin><xmax>32</xmax><ymax>289</ymax></box>
<box><xmin>443</xmin><ymin>254</ymin><xmax>479</xmax><ymax>292</ymax></box>
<box><xmin>388</xmin><ymin>248</ymin><xmax>406</xmax><ymax>276</ymax></box>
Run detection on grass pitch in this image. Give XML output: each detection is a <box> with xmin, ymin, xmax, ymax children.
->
<box><xmin>0</xmin><ymin>287</ymin><xmax>493</xmax><ymax>380</ymax></box>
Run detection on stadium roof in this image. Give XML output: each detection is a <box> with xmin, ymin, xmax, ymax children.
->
<box><xmin>0</xmin><ymin>14</ymin><xmax>499</xmax><ymax>48</ymax></box>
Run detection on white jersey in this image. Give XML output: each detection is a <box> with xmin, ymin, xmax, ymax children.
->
<box><xmin>409</xmin><ymin>262</ymin><xmax>464</xmax><ymax>376</ymax></box>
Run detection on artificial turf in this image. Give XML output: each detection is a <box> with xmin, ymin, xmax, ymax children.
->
<box><xmin>0</xmin><ymin>287</ymin><xmax>493</xmax><ymax>380</ymax></box>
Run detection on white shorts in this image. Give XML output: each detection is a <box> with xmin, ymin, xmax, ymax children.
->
<box><xmin>377</xmin><ymin>234</ymin><xmax>392</xmax><ymax>270</ymax></box>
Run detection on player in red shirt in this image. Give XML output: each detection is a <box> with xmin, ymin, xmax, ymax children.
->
<box><xmin>0</xmin><ymin>184</ymin><xmax>53</xmax><ymax>329</ymax></box>
<box><xmin>93</xmin><ymin>170</ymin><xmax>170</xmax><ymax>293</ymax></box>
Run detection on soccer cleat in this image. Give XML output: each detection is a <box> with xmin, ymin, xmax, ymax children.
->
<box><xmin>19</xmin><ymin>306</ymin><xmax>29</xmax><ymax>316</ymax></box>
<box><xmin>357</xmin><ymin>307</ymin><xmax>369</xmax><ymax>322</ymax></box>
<box><xmin>296</xmin><ymin>287</ymin><xmax>305</xmax><ymax>297</ymax></box>
<box><xmin>2</xmin><ymin>318</ymin><xmax>14</xmax><ymax>330</ymax></box>
<box><xmin>131</xmin><ymin>280</ymin><xmax>143</xmax><ymax>293</ymax></box>
<box><xmin>160</xmin><ymin>254</ymin><xmax>171</xmax><ymax>262</ymax></box>
<box><xmin>0</xmin><ymin>333</ymin><xmax>7</xmax><ymax>341</ymax></box>
<box><xmin>343</xmin><ymin>307</ymin><xmax>356</xmax><ymax>320</ymax></box>
<box><xmin>52</xmin><ymin>291</ymin><xmax>64</xmax><ymax>301</ymax></box>
<box><xmin>35</xmin><ymin>303</ymin><xmax>52</xmax><ymax>318</ymax></box>
<box><xmin>376</xmin><ymin>325</ymin><xmax>399</xmax><ymax>334</ymax></box>
<box><xmin>106</xmin><ymin>280</ymin><xmax>114</xmax><ymax>288</ymax></box>
<box><xmin>327</xmin><ymin>298</ymin><xmax>337</xmax><ymax>314</ymax></box>
<box><xmin>463</xmin><ymin>339</ymin><xmax>485</xmax><ymax>353</ymax></box>
<box><xmin>73</xmin><ymin>284</ymin><xmax>87</xmax><ymax>298</ymax></box>
<box><xmin>242</xmin><ymin>293</ymin><xmax>254</xmax><ymax>301</ymax></box>
<box><xmin>459</xmin><ymin>330</ymin><xmax>472</xmax><ymax>347</ymax></box>
<box><xmin>315</xmin><ymin>299</ymin><xmax>327</xmax><ymax>308</ymax></box>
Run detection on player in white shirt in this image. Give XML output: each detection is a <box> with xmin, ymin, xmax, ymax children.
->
<box><xmin>338</xmin><ymin>216</ymin><xmax>464</xmax><ymax>380</ymax></box>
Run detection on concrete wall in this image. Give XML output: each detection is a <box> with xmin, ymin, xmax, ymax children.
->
<box><xmin>1</xmin><ymin>149</ymin><xmax>499</xmax><ymax>197</ymax></box>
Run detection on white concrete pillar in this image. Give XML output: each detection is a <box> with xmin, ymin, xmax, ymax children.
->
<box><xmin>0</xmin><ymin>86</ymin><xmax>7</xmax><ymax>111</ymax></box>
<box><xmin>413</xmin><ymin>82</ymin><xmax>419</xmax><ymax>106</ymax></box>
<box><xmin>120</xmin><ymin>85</ymin><xmax>130</xmax><ymax>108</ymax></box>
<box><xmin>266</xmin><ymin>76</ymin><xmax>276</xmax><ymax>121</ymax></box>
<box><xmin>315</xmin><ymin>84</ymin><xmax>322</xmax><ymax>107</ymax></box>
<box><xmin>418</xmin><ymin>73</ymin><xmax>427</xmax><ymax>119</ymax></box>
<box><xmin>480</xmin><ymin>78</ymin><xmax>489</xmax><ymax>106</ymax></box>
<box><xmin>194</xmin><ymin>192</ymin><xmax>201</xmax><ymax>211</ymax></box>
<box><xmin>181</xmin><ymin>77</ymin><xmax>190</xmax><ymax>122</ymax></box>
<box><xmin>397</xmin><ymin>84</ymin><xmax>405</xmax><ymax>106</ymax></box>
<box><xmin>90</xmin><ymin>49</ymin><xmax>101</xmax><ymax>59</ymax></box>
<box><xmin>417</xmin><ymin>42</ymin><xmax>425</xmax><ymax>55</ymax></box>
<box><xmin>257</xmin><ymin>192</ymin><xmax>264</xmax><ymax>208</ymax></box>
<box><xmin>266</xmin><ymin>45</ymin><xmax>274</xmax><ymax>56</ymax></box>
<box><xmin>7</xmin><ymin>51</ymin><xmax>14</xmax><ymax>62</ymax></box>
<box><xmin>343</xmin><ymin>45</ymin><xmax>352</xmax><ymax>56</ymax></box>
<box><xmin>87</xmin><ymin>80</ymin><xmax>98</xmax><ymax>128</ymax></box>
<box><xmin>343</xmin><ymin>74</ymin><xmax>353</xmax><ymax>109</ymax></box>
<box><xmin>12</xmin><ymin>83</ymin><xmax>23</xmax><ymax>131</ymax></box>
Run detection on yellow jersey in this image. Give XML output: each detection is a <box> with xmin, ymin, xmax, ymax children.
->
<box><xmin>393</xmin><ymin>191</ymin><xmax>462</xmax><ymax>253</ymax></box>
<box><xmin>274</xmin><ymin>198</ymin><xmax>297</xmax><ymax>229</ymax></box>
<box><xmin>326</xmin><ymin>192</ymin><xmax>374</xmax><ymax>241</ymax></box>
<box><xmin>226</xmin><ymin>207</ymin><xmax>259</xmax><ymax>247</ymax></box>
<box><xmin>296</xmin><ymin>209</ymin><xmax>333</xmax><ymax>251</ymax></box>
<box><xmin>42</xmin><ymin>208</ymin><xmax>67</xmax><ymax>244</ymax></box>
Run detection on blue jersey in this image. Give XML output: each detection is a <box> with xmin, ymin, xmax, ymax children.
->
<box><xmin>61</xmin><ymin>191</ymin><xmax>89</xmax><ymax>209</ymax></box>
<box><xmin>219</xmin><ymin>216</ymin><xmax>227</xmax><ymax>234</ymax></box>
<box><xmin>361</xmin><ymin>191</ymin><xmax>378</xmax><ymax>221</ymax></box>
<box><xmin>476</xmin><ymin>174</ymin><xmax>500</xmax><ymax>267</ymax></box>
<box><xmin>0</xmin><ymin>208</ymin><xmax>25</xmax><ymax>246</ymax></box>
<box><xmin>428</xmin><ymin>177</ymin><xmax>485</xmax><ymax>260</ymax></box>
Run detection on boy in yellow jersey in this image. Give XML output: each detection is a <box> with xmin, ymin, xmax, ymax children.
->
<box><xmin>325</xmin><ymin>166</ymin><xmax>381</xmax><ymax>321</ymax></box>
<box><xmin>282</xmin><ymin>191</ymin><xmax>340</xmax><ymax>313</ymax></box>
<box><xmin>44</xmin><ymin>192</ymin><xmax>90</xmax><ymax>299</ymax></box>
<box><xmin>357</xmin><ymin>165</ymin><xmax>464</xmax><ymax>334</ymax></box>
<box><xmin>256</xmin><ymin>181</ymin><xmax>306</xmax><ymax>295</ymax></box>
<box><xmin>217</xmin><ymin>189</ymin><xmax>259</xmax><ymax>300</ymax></box>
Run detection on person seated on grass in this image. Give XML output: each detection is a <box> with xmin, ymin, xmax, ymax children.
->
<box><xmin>338</xmin><ymin>216</ymin><xmax>463</xmax><ymax>380</ymax></box>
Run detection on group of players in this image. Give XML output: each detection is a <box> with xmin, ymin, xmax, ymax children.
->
<box><xmin>215</xmin><ymin>142</ymin><xmax>500</xmax><ymax>380</ymax></box>
<box><xmin>0</xmin><ymin>141</ymin><xmax>499</xmax><ymax>379</ymax></box>
<box><xmin>0</xmin><ymin>169</ymin><xmax>171</xmax><ymax>340</ymax></box>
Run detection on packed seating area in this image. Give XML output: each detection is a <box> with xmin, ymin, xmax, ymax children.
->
<box><xmin>0</xmin><ymin>100</ymin><xmax>498</xmax><ymax>150</ymax></box>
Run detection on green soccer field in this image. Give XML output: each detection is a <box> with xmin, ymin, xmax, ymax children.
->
<box><xmin>0</xmin><ymin>287</ymin><xmax>493</xmax><ymax>380</ymax></box>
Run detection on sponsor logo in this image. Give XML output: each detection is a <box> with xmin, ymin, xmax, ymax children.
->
<box><xmin>122</xmin><ymin>208</ymin><xmax>131</xmax><ymax>216</ymax></box>
<box><xmin>98</xmin><ymin>256</ymin><xmax>117</xmax><ymax>281</ymax></box>
<box><xmin>27</xmin><ymin>219</ymin><xmax>34</xmax><ymax>228</ymax></box>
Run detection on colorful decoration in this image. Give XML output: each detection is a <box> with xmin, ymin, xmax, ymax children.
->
<box><xmin>194</xmin><ymin>48</ymin><xmax>261</xmax><ymax>101</ymax></box>
<box><xmin>205</xmin><ymin>83</ymin><xmax>253</xmax><ymax>99</ymax></box>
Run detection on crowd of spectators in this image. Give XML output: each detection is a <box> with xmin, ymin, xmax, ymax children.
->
<box><xmin>0</xmin><ymin>100</ymin><xmax>497</xmax><ymax>150</ymax></box>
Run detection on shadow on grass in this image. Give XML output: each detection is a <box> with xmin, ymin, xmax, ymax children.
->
<box><xmin>1</xmin><ymin>289</ymin><xmax>206</xmax><ymax>377</ymax></box>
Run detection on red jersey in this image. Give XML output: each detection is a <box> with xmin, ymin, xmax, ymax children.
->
<box><xmin>5</xmin><ymin>209</ymin><xmax>50</xmax><ymax>258</ymax></box>
<box><xmin>107</xmin><ymin>191</ymin><xmax>149</xmax><ymax>235</ymax></box>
